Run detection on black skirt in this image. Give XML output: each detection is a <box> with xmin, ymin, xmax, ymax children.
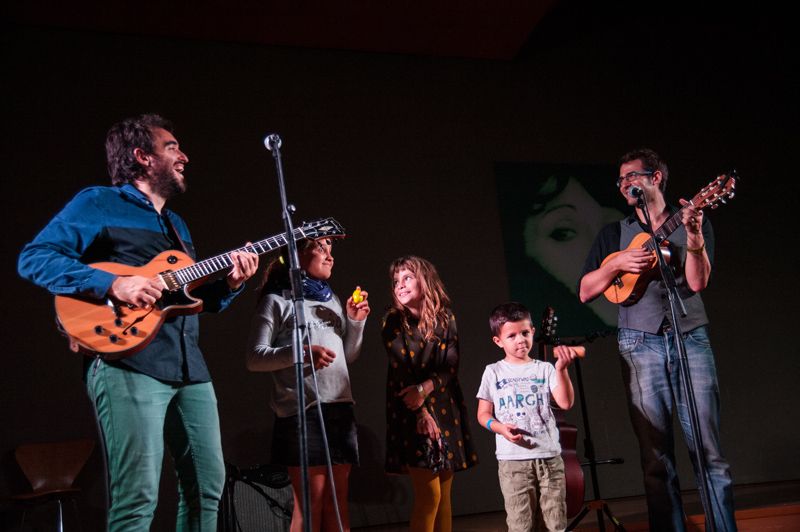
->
<box><xmin>272</xmin><ymin>402</ymin><xmax>359</xmax><ymax>467</ymax></box>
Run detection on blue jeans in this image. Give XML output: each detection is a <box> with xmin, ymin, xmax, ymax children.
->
<box><xmin>86</xmin><ymin>360</ymin><xmax>225</xmax><ymax>531</ymax></box>
<box><xmin>618</xmin><ymin>326</ymin><xmax>736</xmax><ymax>532</ymax></box>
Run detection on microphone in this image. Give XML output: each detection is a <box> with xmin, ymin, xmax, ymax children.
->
<box><xmin>263</xmin><ymin>134</ymin><xmax>282</xmax><ymax>151</ymax></box>
<box><xmin>628</xmin><ymin>186</ymin><xmax>643</xmax><ymax>199</ymax></box>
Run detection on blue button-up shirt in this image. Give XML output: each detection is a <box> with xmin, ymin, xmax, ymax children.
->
<box><xmin>18</xmin><ymin>184</ymin><xmax>242</xmax><ymax>383</ymax></box>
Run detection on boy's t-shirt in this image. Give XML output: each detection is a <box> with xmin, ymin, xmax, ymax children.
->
<box><xmin>477</xmin><ymin>359</ymin><xmax>561</xmax><ymax>460</ymax></box>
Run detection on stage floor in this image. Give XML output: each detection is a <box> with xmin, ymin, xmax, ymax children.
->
<box><xmin>353</xmin><ymin>479</ymin><xmax>800</xmax><ymax>531</ymax></box>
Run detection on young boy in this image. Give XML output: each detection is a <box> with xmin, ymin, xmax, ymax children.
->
<box><xmin>476</xmin><ymin>302</ymin><xmax>580</xmax><ymax>532</ymax></box>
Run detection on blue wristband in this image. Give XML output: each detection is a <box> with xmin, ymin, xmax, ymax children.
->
<box><xmin>486</xmin><ymin>418</ymin><xmax>494</xmax><ymax>431</ymax></box>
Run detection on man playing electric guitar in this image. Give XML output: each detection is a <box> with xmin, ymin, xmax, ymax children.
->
<box><xmin>578</xmin><ymin>149</ymin><xmax>736</xmax><ymax>532</ymax></box>
<box><xmin>18</xmin><ymin>114</ymin><xmax>259</xmax><ymax>531</ymax></box>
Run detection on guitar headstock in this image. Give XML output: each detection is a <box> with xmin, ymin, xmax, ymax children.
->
<box><xmin>692</xmin><ymin>170</ymin><xmax>737</xmax><ymax>210</ymax></box>
<box><xmin>300</xmin><ymin>217</ymin><xmax>347</xmax><ymax>240</ymax></box>
<box><xmin>536</xmin><ymin>306</ymin><xmax>558</xmax><ymax>347</ymax></box>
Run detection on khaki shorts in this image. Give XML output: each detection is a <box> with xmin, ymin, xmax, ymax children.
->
<box><xmin>497</xmin><ymin>456</ymin><xmax>566</xmax><ymax>532</ymax></box>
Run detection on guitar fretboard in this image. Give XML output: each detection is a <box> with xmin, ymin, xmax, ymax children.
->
<box><xmin>646</xmin><ymin>210</ymin><xmax>685</xmax><ymax>249</ymax></box>
<box><xmin>642</xmin><ymin>174</ymin><xmax>734</xmax><ymax>250</ymax></box>
<box><xmin>171</xmin><ymin>226</ymin><xmax>310</xmax><ymax>286</ymax></box>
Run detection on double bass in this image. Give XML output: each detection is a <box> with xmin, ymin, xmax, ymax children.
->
<box><xmin>536</xmin><ymin>306</ymin><xmax>585</xmax><ymax>519</ymax></box>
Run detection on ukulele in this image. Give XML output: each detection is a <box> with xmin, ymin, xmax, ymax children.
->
<box><xmin>54</xmin><ymin>217</ymin><xmax>345</xmax><ymax>359</ymax></box>
<box><xmin>537</xmin><ymin>306</ymin><xmax>586</xmax><ymax>519</ymax></box>
<box><xmin>602</xmin><ymin>171</ymin><xmax>737</xmax><ymax>305</ymax></box>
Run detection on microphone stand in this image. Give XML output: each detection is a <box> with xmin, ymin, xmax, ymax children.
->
<box><xmin>265</xmin><ymin>134</ymin><xmax>312</xmax><ymax>532</ymax></box>
<box><xmin>635</xmin><ymin>192</ymin><xmax>718</xmax><ymax>532</ymax></box>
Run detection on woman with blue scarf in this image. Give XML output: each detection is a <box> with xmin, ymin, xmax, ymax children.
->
<box><xmin>247</xmin><ymin>237</ymin><xmax>370</xmax><ymax>532</ymax></box>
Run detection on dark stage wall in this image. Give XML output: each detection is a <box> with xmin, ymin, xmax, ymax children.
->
<box><xmin>2</xmin><ymin>7</ymin><xmax>798</xmax><ymax>530</ymax></box>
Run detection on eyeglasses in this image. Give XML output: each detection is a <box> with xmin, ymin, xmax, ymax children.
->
<box><xmin>616</xmin><ymin>170</ymin><xmax>653</xmax><ymax>188</ymax></box>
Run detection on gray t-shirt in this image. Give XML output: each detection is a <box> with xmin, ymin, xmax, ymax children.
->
<box><xmin>247</xmin><ymin>291</ymin><xmax>366</xmax><ymax>417</ymax></box>
<box><xmin>477</xmin><ymin>359</ymin><xmax>561</xmax><ymax>460</ymax></box>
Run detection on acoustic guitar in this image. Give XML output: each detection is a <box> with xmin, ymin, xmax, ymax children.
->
<box><xmin>537</xmin><ymin>306</ymin><xmax>586</xmax><ymax>519</ymax></box>
<box><xmin>602</xmin><ymin>171</ymin><xmax>737</xmax><ymax>305</ymax></box>
<box><xmin>54</xmin><ymin>217</ymin><xmax>345</xmax><ymax>359</ymax></box>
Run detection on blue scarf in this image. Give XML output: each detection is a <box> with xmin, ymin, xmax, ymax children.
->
<box><xmin>302</xmin><ymin>275</ymin><xmax>333</xmax><ymax>302</ymax></box>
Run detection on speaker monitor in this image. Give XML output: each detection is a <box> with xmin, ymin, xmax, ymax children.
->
<box><xmin>220</xmin><ymin>464</ymin><xmax>293</xmax><ymax>532</ymax></box>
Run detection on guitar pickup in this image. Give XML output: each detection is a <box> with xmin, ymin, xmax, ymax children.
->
<box><xmin>160</xmin><ymin>271</ymin><xmax>181</xmax><ymax>291</ymax></box>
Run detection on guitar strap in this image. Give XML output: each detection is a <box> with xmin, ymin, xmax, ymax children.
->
<box><xmin>161</xmin><ymin>212</ymin><xmax>193</xmax><ymax>258</ymax></box>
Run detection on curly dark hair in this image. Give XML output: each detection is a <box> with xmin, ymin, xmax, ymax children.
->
<box><xmin>257</xmin><ymin>239</ymin><xmax>321</xmax><ymax>301</ymax></box>
<box><xmin>619</xmin><ymin>148</ymin><xmax>669</xmax><ymax>192</ymax></box>
<box><xmin>106</xmin><ymin>114</ymin><xmax>174</xmax><ymax>186</ymax></box>
<box><xmin>489</xmin><ymin>301</ymin><xmax>532</xmax><ymax>337</ymax></box>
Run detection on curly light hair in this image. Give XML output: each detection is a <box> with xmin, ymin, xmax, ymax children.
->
<box><xmin>389</xmin><ymin>256</ymin><xmax>452</xmax><ymax>341</ymax></box>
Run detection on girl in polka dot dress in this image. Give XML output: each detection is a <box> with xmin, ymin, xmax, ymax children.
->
<box><xmin>382</xmin><ymin>256</ymin><xmax>478</xmax><ymax>532</ymax></box>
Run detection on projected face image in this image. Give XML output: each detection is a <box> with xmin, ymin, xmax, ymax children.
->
<box><xmin>523</xmin><ymin>176</ymin><xmax>622</xmax><ymax>326</ymax></box>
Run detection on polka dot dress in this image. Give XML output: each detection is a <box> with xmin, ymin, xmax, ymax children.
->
<box><xmin>382</xmin><ymin>309</ymin><xmax>479</xmax><ymax>474</ymax></box>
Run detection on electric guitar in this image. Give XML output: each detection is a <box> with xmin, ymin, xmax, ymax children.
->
<box><xmin>537</xmin><ymin>306</ymin><xmax>585</xmax><ymax>519</ymax></box>
<box><xmin>602</xmin><ymin>171</ymin><xmax>737</xmax><ymax>305</ymax></box>
<box><xmin>54</xmin><ymin>217</ymin><xmax>345</xmax><ymax>359</ymax></box>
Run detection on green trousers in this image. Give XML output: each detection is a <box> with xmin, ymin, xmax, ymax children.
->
<box><xmin>86</xmin><ymin>360</ymin><xmax>225</xmax><ymax>531</ymax></box>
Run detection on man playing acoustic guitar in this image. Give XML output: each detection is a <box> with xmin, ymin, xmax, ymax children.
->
<box><xmin>578</xmin><ymin>149</ymin><xmax>736</xmax><ymax>531</ymax></box>
<box><xmin>18</xmin><ymin>114</ymin><xmax>259</xmax><ymax>531</ymax></box>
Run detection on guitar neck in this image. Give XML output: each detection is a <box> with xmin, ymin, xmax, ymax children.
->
<box><xmin>171</xmin><ymin>226</ymin><xmax>306</xmax><ymax>287</ymax></box>
<box><xmin>644</xmin><ymin>207</ymin><xmax>686</xmax><ymax>249</ymax></box>
<box><xmin>637</xmin><ymin>172</ymin><xmax>735</xmax><ymax>252</ymax></box>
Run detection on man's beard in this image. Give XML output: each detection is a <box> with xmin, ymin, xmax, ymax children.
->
<box><xmin>150</xmin><ymin>167</ymin><xmax>186</xmax><ymax>199</ymax></box>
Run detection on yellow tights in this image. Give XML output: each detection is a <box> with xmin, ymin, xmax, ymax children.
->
<box><xmin>408</xmin><ymin>468</ymin><xmax>454</xmax><ymax>532</ymax></box>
